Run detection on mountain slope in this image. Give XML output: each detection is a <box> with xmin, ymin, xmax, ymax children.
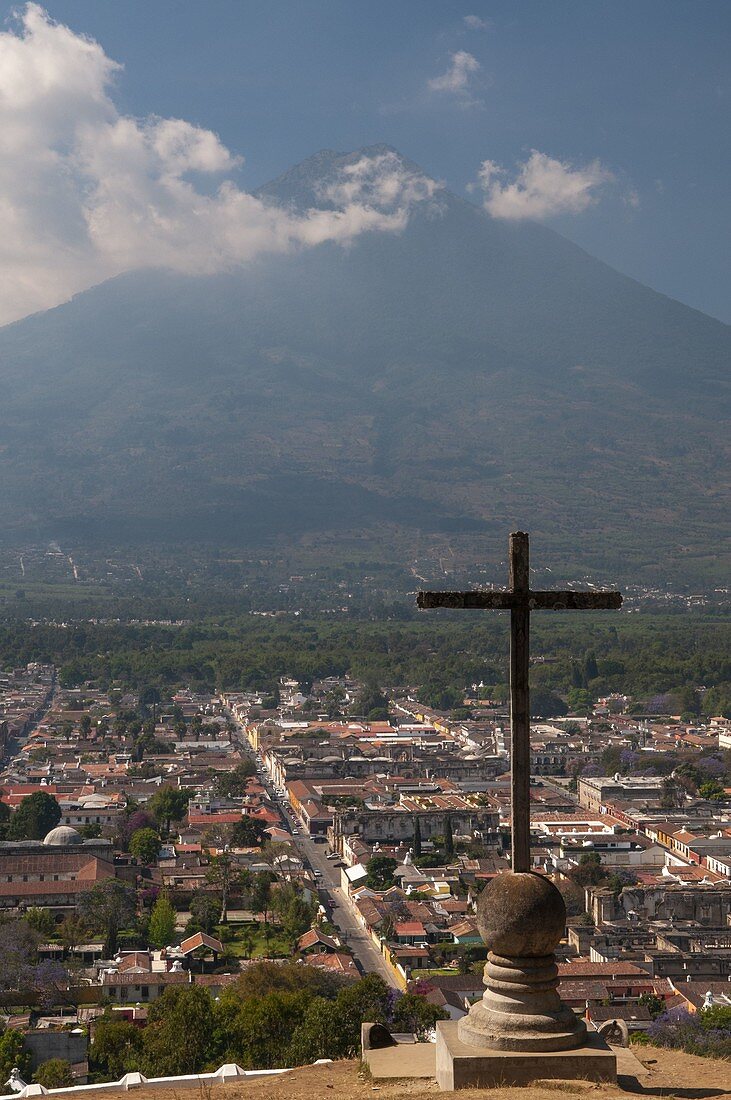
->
<box><xmin>0</xmin><ymin>146</ymin><xmax>728</xmax><ymax>585</ymax></box>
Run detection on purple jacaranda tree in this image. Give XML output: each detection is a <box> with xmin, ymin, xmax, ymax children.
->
<box><xmin>117</xmin><ymin>809</ymin><xmax>155</xmax><ymax>848</ymax></box>
<box><xmin>0</xmin><ymin>918</ymin><xmax>39</xmax><ymax>993</ymax></box>
<box><xmin>697</xmin><ymin>754</ymin><xmax>725</xmax><ymax>778</ymax></box>
<box><xmin>32</xmin><ymin>959</ymin><xmax>69</xmax><ymax>1008</ymax></box>
<box><xmin>620</xmin><ymin>750</ymin><xmax>639</xmax><ymax>772</ymax></box>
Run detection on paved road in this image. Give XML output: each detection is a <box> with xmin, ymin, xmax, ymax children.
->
<box><xmin>227</xmin><ymin>715</ymin><xmax>399</xmax><ymax>987</ymax></box>
<box><xmin>291</xmin><ymin>831</ymin><xmax>399</xmax><ymax>988</ymax></box>
<box><xmin>4</xmin><ymin>678</ymin><xmax>58</xmax><ymax>763</ymax></box>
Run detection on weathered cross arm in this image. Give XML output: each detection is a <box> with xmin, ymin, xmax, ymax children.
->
<box><xmin>417</xmin><ymin>590</ymin><xmax>622</xmax><ymax>610</ymax></box>
<box><xmin>416</xmin><ymin>535</ymin><xmax>622</xmax><ymax>874</ymax></box>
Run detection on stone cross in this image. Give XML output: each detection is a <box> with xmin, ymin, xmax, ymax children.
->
<box><xmin>417</xmin><ymin>531</ymin><xmax>622</xmax><ymax>873</ymax></box>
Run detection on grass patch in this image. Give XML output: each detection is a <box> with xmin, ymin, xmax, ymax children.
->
<box><xmin>215</xmin><ymin>921</ymin><xmax>292</xmax><ymax>959</ymax></box>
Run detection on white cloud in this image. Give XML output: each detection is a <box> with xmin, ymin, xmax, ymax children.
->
<box><xmin>321</xmin><ymin>152</ymin><xmax>441</xmax><ymax>209</ymax></box>
<box><xmin>0</xmin><ymin>5</ymin><xmax>438</xmax><ymax>326</ymax></box>
<box><xmin>463</xmin><ymin>15</ymin><xmax>491</xmax><ymax>31</ymax></box>
<box><xmin>428</xmin><ymin>50</ymin><xmax>481</xmax><ymax>105</ymax></box>
<box><xmin>478</xmin><ymin>151</ymin><xmax>613</xmax><ymax>220</ymax></box>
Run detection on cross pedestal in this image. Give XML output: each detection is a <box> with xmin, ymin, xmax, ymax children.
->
<box><xmin>418</xmin><ymin>532</ymin><xmax>622</xmax><ymax>1088</ymax></box>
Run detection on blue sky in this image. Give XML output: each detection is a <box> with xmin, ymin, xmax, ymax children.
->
<box><xmin>1</xmin><ymin>1</ymin><xmax>729</xmax><ymax>322</ymax></box>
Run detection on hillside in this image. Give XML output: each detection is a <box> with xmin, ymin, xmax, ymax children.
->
<box><xmin>0</xmin><ymin>146</ymin><xmax>728</xmax><ymax>585</ymax></box>
<box><xmin>64</xmin><ymin>1048</ymin><xmax>731</xmax><ymax>1100</ymax></box>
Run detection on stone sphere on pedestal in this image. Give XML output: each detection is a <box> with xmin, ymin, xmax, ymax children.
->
<box><xmin>476</xmin><ymin>868</ymin><xmax>567</xmax><ymax>956</ymax></box>
<box><xmin>458</xmin><ymin>871</ymin><xmax>586</xmax><ymax>1052</ymax></box>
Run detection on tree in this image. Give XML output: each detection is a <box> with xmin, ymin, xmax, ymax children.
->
<box><xmin>412</xmin><ymin>815</ymin><xmax>422</xmax><ymax>858</ymax></box>
<box><xmin>365</xmin><ymin>856</ymin><xmax>398</xmax><ymax>891</ymax></box>
<box><xmin>287</xmin><ymin>997</ymin><xmax>344</xmax><ymax>1064</ymax></box>
<box><xmin>391</xmin><ymin>992</ymin><xmax>449</xmax><ymax>1038</ymax></box>
<box><xmin>699</xmin><ymin>779</ymin><xmax>726</xmax><ymax>801</ymax></box>
<box><xmin>272</xmin><ymin>883</ymin><xmax>315</xmax><ymax>948</ymax></box>
<box><xmin>0</xmin><ymin>919</ymin><xmax>66</xmax><ymax>1008</ymax></box>
<box><xmin>148</xmin><ymin>786</ymin><xmax>191</xmax><ymax>836</ymax></box>
<box><xmin>568</xmin><ymin>852</ymin><xmax>608</xmax><ymax>889</ymax></box>
<box><xmin>677</xmin><ymin>685</ymin><xmax>701</xmax><ymax>717</ymax></box>
<box><xmin>419</xmin><ymin>681</ymin><xmax>462</xmax><ymax>711</ymax></box>
<box><xmin>457</xmin><ymin>951</ymin><xmax>472</xmax><ymax>975</ymax></box>
<box><xmin>148</xmin><ymin>893</ymin><xmax>176</xmax><ymax>949</ymax></box>
<box><xmin>226</xmin><ymin>991</ymin><xmax>311</xmax><ymax>1070</ymax></box>
<box><xmin>584</xmin><ymin>651</ymin><xmax>599</xmax><ymax>681</ymax></box>
<box><xmin>638</xmin><ymin>993</ymin><xmax>665</xmax><ymax>1020</ymax></box>
<box><xmin>531</xmin><ymin>689</ymin><xmax>569</xmax><ymax>718</ymax></box>
<box><xmin>129</xmin><ymin>828</ymin><xmax>161</xmax><ymax>865</ymax></box>
<box><xmin>380</xmin><ymin>911</ymin><xmax>396</xmax><ymax>942</ymax></box>
<box><xmin>353</xmin><ymin>679</ymin><xmax>389</xmax><ymax>721</ymax></box>
<box><xmin>91</xmin><ymin>1017</ymin><xmax>144</xmax><ymax>1080</ymax></box>
<box><xmin>206</xmin><ymin>853</ymin><xmax>250</xmax><ymax>924</ymax></box>
<box><xmin>59</xmin><ymin>720</ymin><xmax>74</xmax><ymax>743</ymax></box>
<box><xmin>282</xmin><ymin>975</ymin><xmax>396</xmax><ymax>1064</ymax></box>
<box><xmin>606</xmin><ymin>869</ymin><xmax>639</xmax><ymax>896</ymax></box>
<box><xmin>188</xmin><ymin>890</ymin><xmax>220</xmax><ymax>935</ymax></box>
<box><xmin>230</xmin><ymin>816</ymin><xmax>266</xmax><ymax>847</ymax></box>
<box><xmin>32</xmin><ymin>959</ymin><xmax>69</xmax><ymax>1009</ymax></box>
<box><xmin>142</xmin><ymin>987</ymin><xmax>215</xmax><ymax>1076</ymax></box>
<box><xmin>566</xmin><ymin>688</ymin><xmax>592</xmax><ymax>715</ymax></box>
<box><xmin>25</xmin><ymin>907</ymin><xmax>55</xmax><ymax>939</ymax></box>
<box><xmin>250</xmin><ymin>872</ymin><xmax>274</xmax><ymax>935</ymax></box>
<box><xmin>213</xmin><ymin>762</ymin><xmax>256</xmax><ymax>799</ymax></box>
<box><xmin>78</xmin><ymin>881</ymin><xmax>136</xmax><ymax>957</ymax></box>
<box><xmin>601</xmin><ymin>746</ymin><xmax>625</xmax><ymax>775</ymax></box>
<box><xmin>226</xmin><ymin>959</ymin><xmax>345</xmax><ymax>1002</ymax></box>
<box><xmin>0</xmin><ymin>918</ymin><xmax>41</xmax><ymax>993</ymax></box>
<box><xmin>8</xmin><ymin>792</ymin><xmax>61</xmax><ymax>840</ymax></box>
<box><xmin>117</xmin><ymin>808</ymin><xmax>155</xmax><ymax>849</ymax></box>
<box><xmin>33</xmin><ymin>1060</ymin><xmax>73</xmax><ymax>1088</ymax></box>
<box><xmin>443</xmin><ymin>815</ymin><xmax>454</xmax><ymax>859</ymax></box>
<box><xmin>0</xmin><ymin>1026</ymin><xmax>31</xmax><ymax>1083</ymax></box>
<box><xmin>239</xmin><ymin>927</ymin><xmax>256</xmax><ymax>959</ymax></box>
<box><xmin>571</xmin><ymin>662</ymin><xmax>586</xmax><ymax>689</ymax></box>
<box><xmin>261</xmin><ymin>839</ymin><xmax>299</xmax><ymax>880</ymax></box>
<box><xmin>334</xmin><ymin>974</ymin><xmax>391</xmax><ymax>1053</ymax></box>
<box><xmin>660</xmin><ymin>777</ymin><xmax>680</xmax><ymax>810</ymax></box>
<box><xmin>59</xmin><ymin>914</ymin><xmax>87</xmax><ymax>954</ymax></box>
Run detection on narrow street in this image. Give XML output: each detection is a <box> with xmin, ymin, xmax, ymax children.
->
<box><xmin>4</xmin><ymin>677</ymin><xmax>59</xmax><ymax>763</ymax></box>
<box><xmin>291</xmin><ymin>831</ymin><xmax>400</xmax><ymax>988</ymax></box>
<box><xmin>228</xmin><ymin>715</ymin><xmax>399</xmax><ymax>987</ymax></box>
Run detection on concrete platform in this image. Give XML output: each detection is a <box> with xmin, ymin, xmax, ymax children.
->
<box><xmin>362</xmin><ymin>1042</ymin><xmax>436</xmax><ymax>1080</ymax></box>
<box><xmin>613</xmin><ymin>1043</ymin><xmax>651</xmax><ymax>1081</ymax></box>
<box><xmin>435</xmin><ymin>1021</ymin><xmax>617</xmax><ymax>1090</ymax></box>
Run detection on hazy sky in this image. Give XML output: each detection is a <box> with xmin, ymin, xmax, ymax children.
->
<box><xmin>1</xmin><ymin>1</ymin><xmax>728</xmax><ymax>323</ymax></box>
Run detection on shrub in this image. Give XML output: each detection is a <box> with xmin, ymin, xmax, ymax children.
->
<box><xmin>648</xmin><ymin>1006</ymin><xmax>731</xmax><ymax>1059</ymax></box>
<box><xmin>33</xmin><ymin>1059</ymin><xmax>73</xmax><ymax>1088</ymax></box>
<box><xmin>0</xmin><ymin>1027</ymin><xmax>31</xmax><ymax>1082</ymax></box>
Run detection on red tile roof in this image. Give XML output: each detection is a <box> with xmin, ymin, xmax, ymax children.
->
<box><xmin>179</xmin><ymin>931</ymin><xmax>224</xmax><ymax>955</ymax></box>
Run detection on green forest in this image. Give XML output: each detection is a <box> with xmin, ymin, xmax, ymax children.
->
<box><xmin>0</xmin><ymin>613</ymin><xmax>728</xmax><ymax>716</ymax></box>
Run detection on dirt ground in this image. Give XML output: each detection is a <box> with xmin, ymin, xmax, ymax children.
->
<box><xmin>74</xmin><ymin>1046</ymin><xmax>729</xmax><ymax>1100</ymax></box>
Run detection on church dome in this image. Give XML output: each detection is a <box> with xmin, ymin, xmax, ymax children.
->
<box><xmin>43</xmin><ymin>825</ymin><xmax>84</xmax><ymax>846</ymax></box>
